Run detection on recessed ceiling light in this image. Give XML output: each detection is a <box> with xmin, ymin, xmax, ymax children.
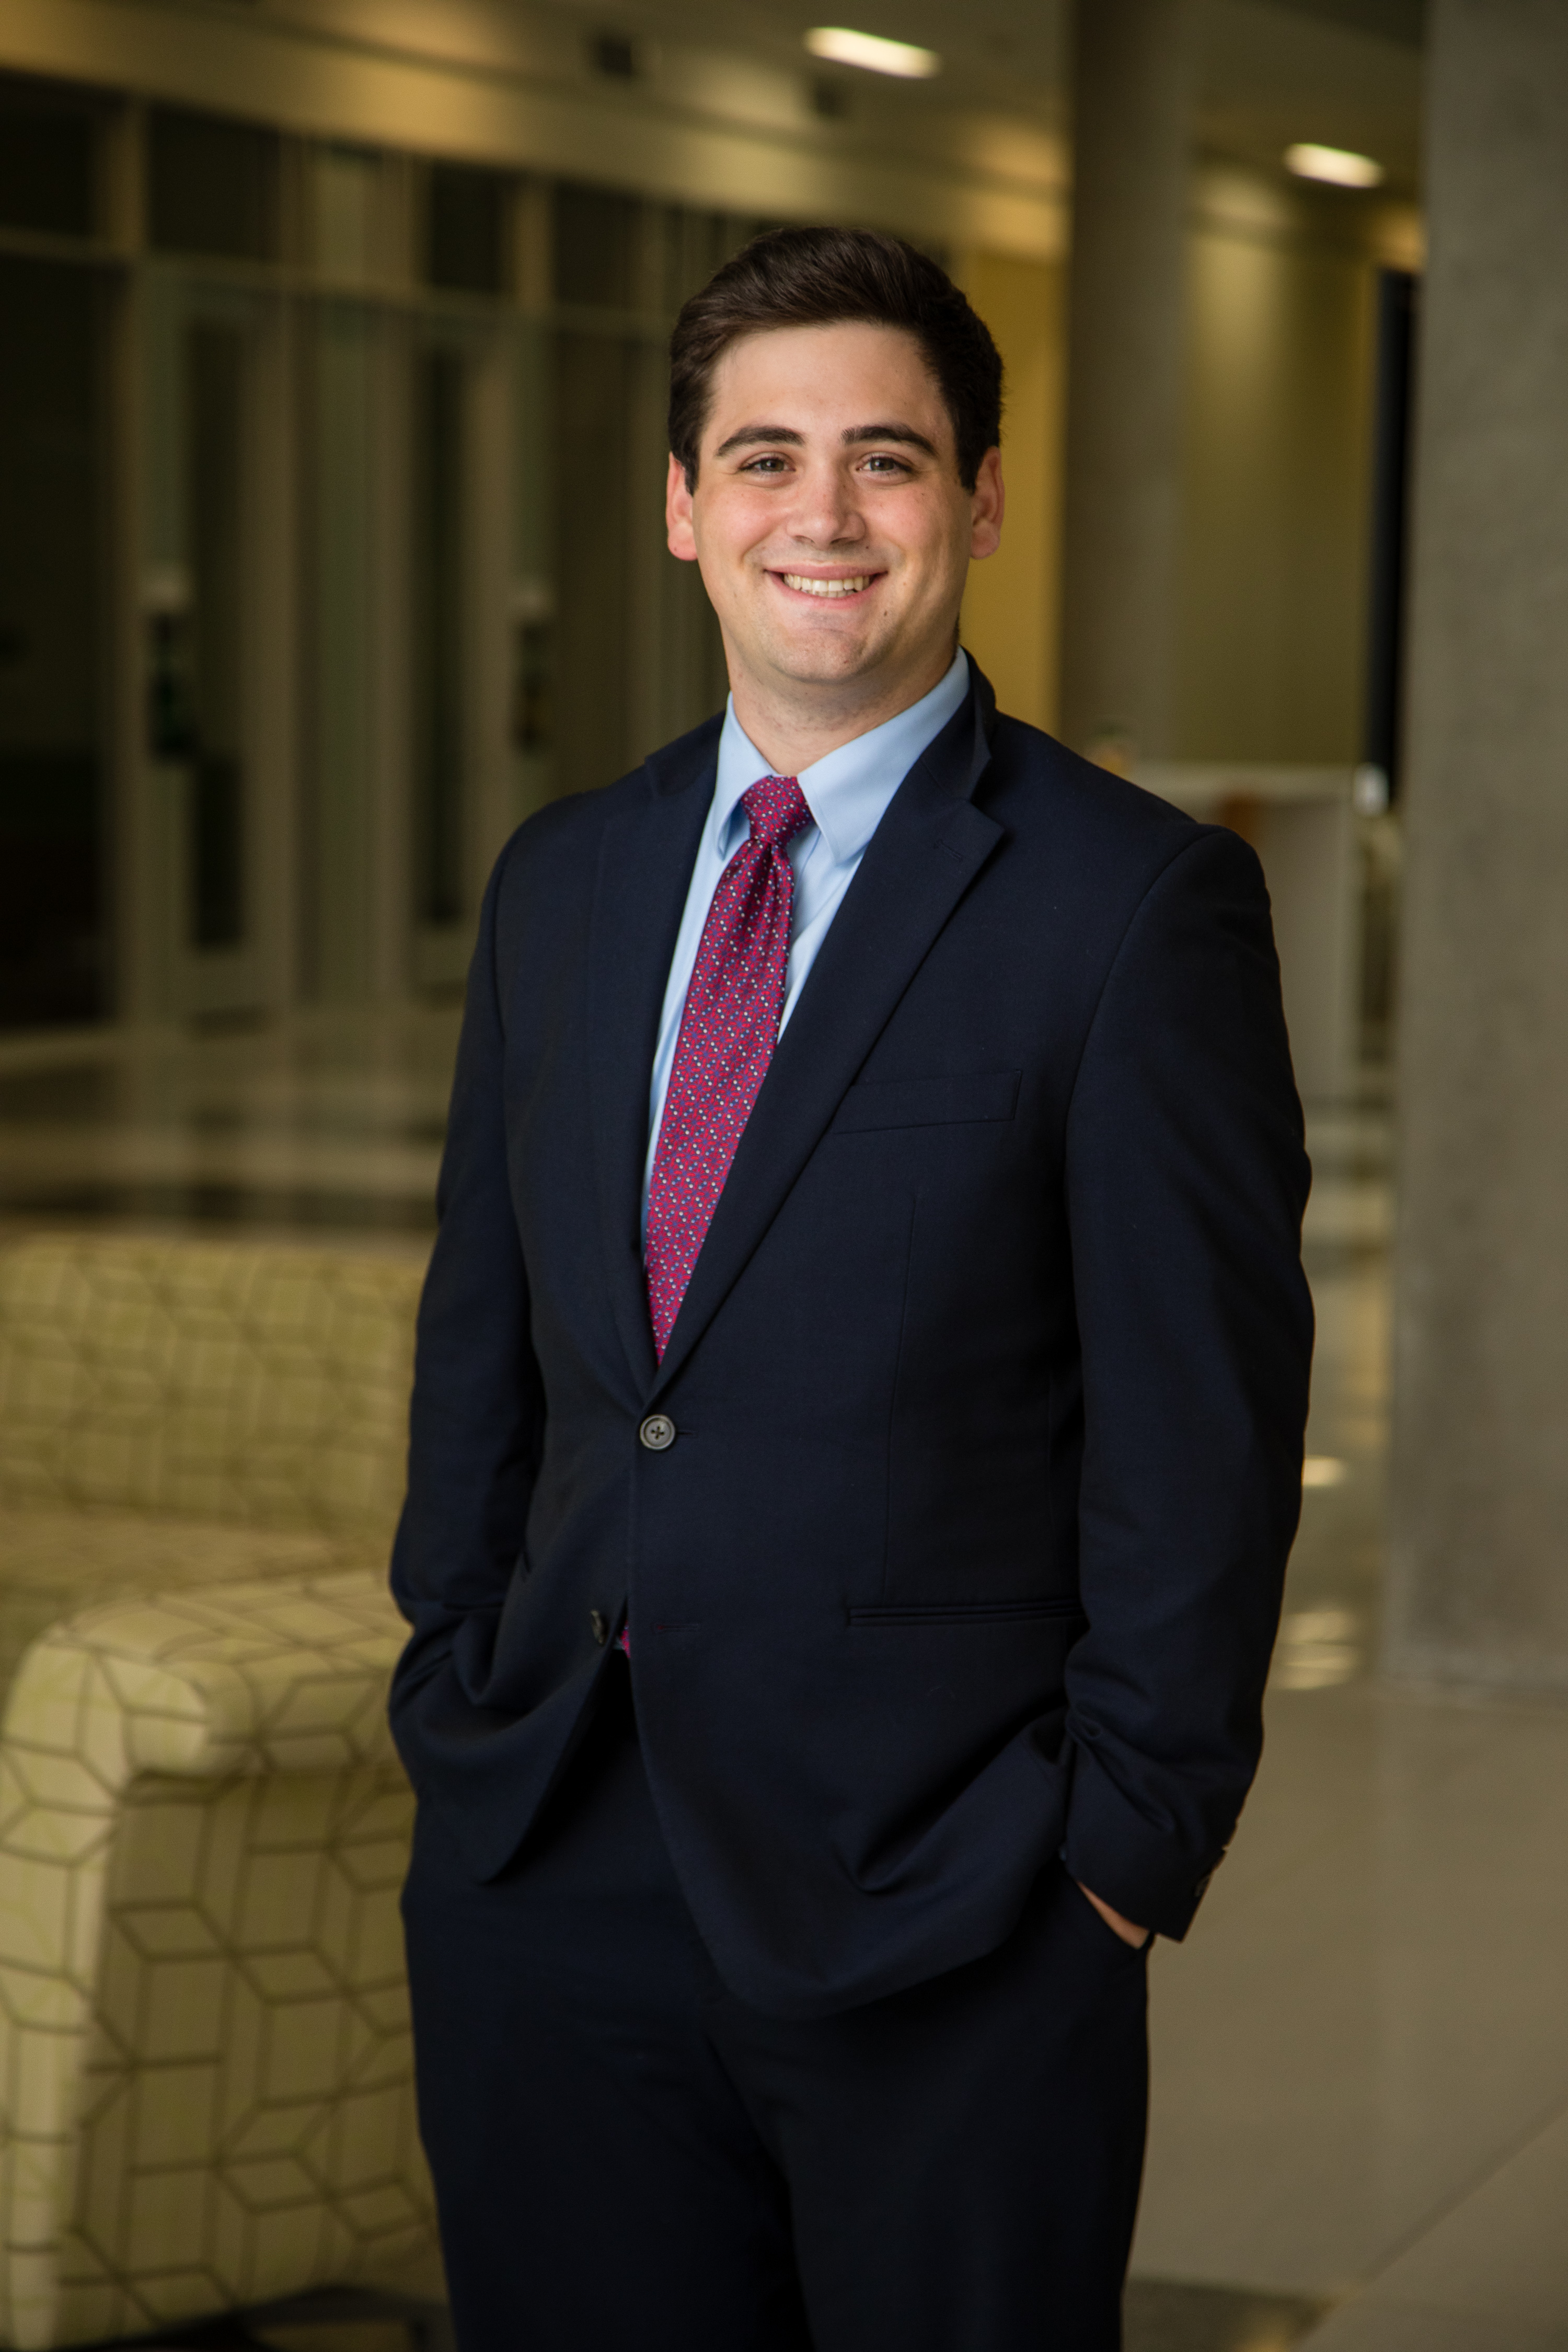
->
<box><xmin>804</xmin><ymin>26</ymin><xmax>942</xmax><ymax>78</ymax></box>
<box><xmin>1284</xmin><ymin>142</ymin><xmax>1384</xmax><ymax>189</ymax></box>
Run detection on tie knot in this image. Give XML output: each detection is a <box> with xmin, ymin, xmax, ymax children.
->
<box><xmin>743</xmin><ymin>775</ymin><xmax>812</xmax><ymax>852</ymax></box>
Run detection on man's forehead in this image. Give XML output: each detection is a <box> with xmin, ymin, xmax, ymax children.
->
<box><xmin>704</xmin><ymin>321</ymin><xmax>947</xmax><ymax>439</ymax></box>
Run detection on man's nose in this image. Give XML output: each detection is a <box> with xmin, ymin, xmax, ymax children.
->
<box><xmin>788</xmin><ymin>465</ymin><xmax>866</xmax><ymax>545</ymax></box>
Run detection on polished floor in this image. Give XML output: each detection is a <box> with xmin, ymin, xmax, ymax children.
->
<box><xmin>2</xmin><ymin>1016</ymin><xmax>1563</xmax><ymax>2352</ymax></box>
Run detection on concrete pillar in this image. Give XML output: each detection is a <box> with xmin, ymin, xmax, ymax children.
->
<box><xmin>1388</xmin><ymin>0</ymin><xmax>1568</xmax><ymax>1689</ymax></box>
<box><xmin>1057</xmin><ymin>0</ymin><xmax>1198</xmax><ymax>766</ymax></box>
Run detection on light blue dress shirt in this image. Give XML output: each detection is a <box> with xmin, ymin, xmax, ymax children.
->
<box><xmin>643</xmin><ymin>645</ymin><xmax>971</xmax><ymax>1213</ymax></box>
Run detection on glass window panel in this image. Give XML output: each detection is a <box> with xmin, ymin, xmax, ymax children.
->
<box><xmin>426</xmin><ymin>164</ymin><xmax>509</xmax><ymax>294</ymax></box>
<box><xmin>552</xmin><ymin>183</ymin><xmax>640</xmax><ymax>309</ymax></box>
<box><xmin>149</xmin><ymin>108</ymin><xmax>280</xmax><ymax>261</ymax></box>
<box><xmin>314</xmin><ymin>143</ymin><xmax>381</xmax><ymax>283</ymax></box>
<box><xmin>551</xmin><ymin>331</ymin><xmax>638</xmax><ymax>793</ymax></box>
<box><xmin>0</xmin><ymin>256</ymin><xmax>106</xmax><ymax>1024</ymax></box>
<box><xmin>186</xmin><ymin>321</ymin><xmax>247</xmax><ymax>949</ymax></box>
<box><xmin>658</xmin><ymin>205</ymin><xmax>738</xmax><ymax>314</ymax></box>
<box><xmin>0</xmin><ymin>78</ymin><xmax>99</xmax><ymax>238</ymax></box>
<box><xmin>545</xmin><ymin>324</ymin><xmax>726</xmax><ymax>798</ymax></box>
<box><xmin>412</xmin><ymin>348</ymin><xmax>467</xmax><ymax>925</ymax></box>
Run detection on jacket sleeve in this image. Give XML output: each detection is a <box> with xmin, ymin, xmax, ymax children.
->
<box><xmin>1059</xmin><ymin>824</ymin><xmax>1314</xmax><ymax>1939</ymax></box>
<box><xmin>389</xmin><ymin>834</ymin><xmax>546</xmax><ymax>1704</ymax></box>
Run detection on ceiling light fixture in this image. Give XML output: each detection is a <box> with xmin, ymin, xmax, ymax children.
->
<box><xmin>804</xmin><ymin>26</ymin><xmax>942</xmax><ymax>78</ymax></box>
<box><xmin>1284</xmin><ymin>142</ymin><xmax>1384</xmax><ymax>189</ymax></box>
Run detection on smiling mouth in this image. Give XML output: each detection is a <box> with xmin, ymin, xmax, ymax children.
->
<box><xmin>777</xmin><ymin>572</ymin><xmax>879</xmax><ymax>598</ymax></box>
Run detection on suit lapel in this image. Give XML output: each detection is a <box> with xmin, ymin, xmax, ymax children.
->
<box><xmin>587</xmin><ymin>721</ymin><xmax>719</xmax><ymax>1397</ymax></box>
<box><xmin>649</xmin><ymin>672</ymin><xmax>1002</xmax><ymax>1399</ymax></box>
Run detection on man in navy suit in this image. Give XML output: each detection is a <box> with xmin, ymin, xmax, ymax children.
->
<box><xmin>394</xmin><ymin>226</ymin><xmax>1312</xmax><ymax>2350</ymax></box>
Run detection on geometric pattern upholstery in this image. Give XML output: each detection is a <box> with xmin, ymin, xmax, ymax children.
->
<box><xmin>0</xmin><ymin>1237</ymin><xmax>422</xmax><ymax>1544</ymax></box>
<box><xmin>0</xmin><ymin>1508</ymin><xmax>368</xmax><ymax>1731</ymax></box>
<box><xmin>0</xmin><ymin>1238</ymin><xmax>437</xmax><ymax>2347</ymax></box>
<box><xmin>0</xmin><ymin>1572</ymin><xmax>433</xmax><ymax>2349</ymax></box>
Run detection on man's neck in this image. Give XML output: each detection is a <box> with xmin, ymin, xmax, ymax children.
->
<box><xmin>726</xmin><ymin>641</ymin><xmax>959</xmax><ymax>778</ymax></box>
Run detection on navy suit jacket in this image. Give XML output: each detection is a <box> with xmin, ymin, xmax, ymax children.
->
<box><xmin>389</xmin><ymin>661</ymin><xmax>1313</xmax><ymax>2020</ymax></box>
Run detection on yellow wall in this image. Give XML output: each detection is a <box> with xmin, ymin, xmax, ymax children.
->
<box><xmin>958</xmin><ymin>181</ymin><xmax>1416</xmax><ymax>766</ymax></box>
<box><xmin>1170</xmin><ymin>172</ymin><xmax>1383</xmax><ymax>763</ymax></box>
<box><xmin>957</xmin><ymin>251</ymin><xmax>1066</xmax><ymax>735</ymax></box>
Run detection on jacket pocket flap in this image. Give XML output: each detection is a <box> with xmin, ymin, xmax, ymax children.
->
<box><xmin>849</xmin><ymin>1596</ymin><xmax>1082</xmax><ymax>1625</ymax></box>
<box><xmin>831</xmin><ymin>1068</ymin><xmax>1021</xmax><ymax>1135</ymax></box>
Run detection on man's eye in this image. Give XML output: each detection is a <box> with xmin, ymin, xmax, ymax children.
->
<box><xmin>862</xmin><ymin>455</ymin><xmax>911</xmax><ymax>475</ymax></box>
<box><xmin>743</xmin><ymin>455</ymin><xmax>791</xmax><ymax>473</ymax></box>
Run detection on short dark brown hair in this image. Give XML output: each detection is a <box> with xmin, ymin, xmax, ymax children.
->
<box><xmin>668</xmin><ymin>224</ymin><xmax>1004</xmax><ymax>492</ymax></box>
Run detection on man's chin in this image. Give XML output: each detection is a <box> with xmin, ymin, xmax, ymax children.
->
<box><xmin>759</xmin><ymin>631</ymin><xmax>891</xmax><ymax>694</ymax></box>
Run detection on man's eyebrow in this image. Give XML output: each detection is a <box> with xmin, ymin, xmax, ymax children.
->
<box><xmin>841</xmin><ymin>423</ymin><xmax>939</xmax><ymax>456</ymax></box>
<box><xmin>712</xmin><ymin>424</ymin><xmax>806</xmax><ymax>457</ymax></box>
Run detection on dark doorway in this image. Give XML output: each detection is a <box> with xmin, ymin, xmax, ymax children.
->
<box><xmin>186</xmin><ymin>320</ymin><xmax>249</xmax><ymax>950</ymax></box>
<box><xmin>412</xmin><ymin>347</ymin><xmax>468</xmax><ymax>927</ymax></box>
<box><xmin>0</xmin><ymin>256</ymin><xmax>110</xmax><ymax>1027</ymax></box>
<box><xmin>1359</xmin><ymin>268</ymin><xmax>1418</xmax><ymax>1070</ymax></box>
<box><xmin>1363</xmin><ymin>269</ymin><xmax>1418</xmax><ymax>799</ymax></box>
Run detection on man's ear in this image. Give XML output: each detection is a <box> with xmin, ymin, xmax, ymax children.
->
<box><xmin>969</xmin><ymin>447</ymin><xmax>1005</xmax><ymax>562</ymax></box>
<box><xmin>666</xmin><ymin>453</ymin><xmax>698</xmax><ymax>562</ymax></box>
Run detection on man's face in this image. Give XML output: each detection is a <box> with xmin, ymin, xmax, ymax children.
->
<box><xmin>666</xmin><ymin>321</ymin><xmax>1002</xmax><ymax>712</ymax></box>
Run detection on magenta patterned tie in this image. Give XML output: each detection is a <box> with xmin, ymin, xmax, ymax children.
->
<box><xmin>645</xmin><ymin>774</ymin><xmax>813</xmax><ymax>1360</ymax></box>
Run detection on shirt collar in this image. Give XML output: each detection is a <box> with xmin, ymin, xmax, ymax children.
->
<box><xmin>711</xmin><ymin>645</ymin><xmax>971</xmax><ymax>864</ymax></box>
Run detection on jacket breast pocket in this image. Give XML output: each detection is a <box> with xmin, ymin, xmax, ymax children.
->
<box><xmin>829</xmin><ymin>1068</ymin><xmax>1021</xmax><ymax>1136</ymax></box>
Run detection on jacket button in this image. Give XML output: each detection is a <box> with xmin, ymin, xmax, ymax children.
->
<box><xmin>639</xmin><ymin>1414</ymin><xmax>676</xmax><ymax>1451</ymax></box>
<box><xmin>590</xmin><ymin>1609</ymin><xmax>609</xmax><ymax>1645</ymax></box>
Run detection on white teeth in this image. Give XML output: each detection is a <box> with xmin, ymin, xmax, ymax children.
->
<box><xmin>781</xmin><ymin>573</ymin><xmax>873</xmax><ymax>597</ymax></box>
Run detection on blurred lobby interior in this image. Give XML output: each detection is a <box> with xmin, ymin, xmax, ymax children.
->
<box><xmin>0</xmin><ymin>0</ymin><xmax>1566</xmax><ymax>2347</ymax></box>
